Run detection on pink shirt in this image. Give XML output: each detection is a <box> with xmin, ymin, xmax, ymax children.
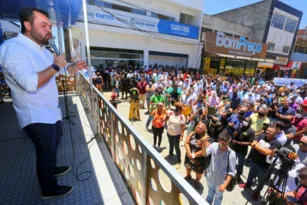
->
<box><xmin>292</xmin><ymin>117</ymin><xmax>307</xmax><ymax>141</ymax></box>
<box><xmin>208</xmin><ymin>96</ymin><xmax>220</xmax><ymax>107</ymax></box>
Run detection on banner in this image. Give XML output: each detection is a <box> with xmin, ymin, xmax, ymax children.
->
<box><xmin>273</xmin><ymin>77</ymin><xmax>307</xmax><ymax>87</ymax></box>
<box><xmin>78</xmin><ymin>4</ymin><xmax>199</xmax><ymax>39</ymax></box>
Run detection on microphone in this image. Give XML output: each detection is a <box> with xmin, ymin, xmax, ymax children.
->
<box><xmin>48</xmin><ymin>38</ymin><xmax>60</xmax><ymax>56</ymax></box>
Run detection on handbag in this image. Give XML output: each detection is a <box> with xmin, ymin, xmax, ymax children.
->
<box><xmin>225</xmin><ymin>150</ymin><xmax>236</xmax><ymax>192</ymax></box>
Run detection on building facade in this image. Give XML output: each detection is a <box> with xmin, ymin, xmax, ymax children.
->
<box><xmin>290</xmin><ymin>28</ymin><xmax>307</xmax><ymax>78</ymax></box>
<box><xmin>72</xmin><ymin>0</ymin><xmax>204</xmax><ymax>69</ymax></box>
<box><xmin>201</xmin><ymin>0</ymin><xmax>303</xmax><ymax>79</ymax></box>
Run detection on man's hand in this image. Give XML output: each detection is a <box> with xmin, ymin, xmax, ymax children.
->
<box><xmin>197</xmin><ymin>136</ymin><xmax>209</xmax><ymax>146</ymax></box>
<box><xmin>67</xmin><ymin>61</ymin><xmax>88</xmax><ymax>74</ymax></box>
<box><xmin>180</xmin><ymin>135</ymin><xmax>183</xmax><ymax>141</ymax></box>
<box><xmin>218</xmin><ymin>184</ymin><xmax>227</xmax><ymax>192</ymax></box>
<box><xmin>54</xmin><ymin>55</ymin><xmax>67</xmax><ymax>68</ymax></box>
<box><xmin>251</xmin><ymin>141</ymin><xmax>258</xmax><ymax>147</ymax></box>
<box><xmin>232</xmin><ymin>140</ymin><xmax>239</xmax><ymax>144</ymax></box>
<box><xmin>187</xmin><ymin>152</ymin><xmax>192</xmax><ymax>159</ymax></box>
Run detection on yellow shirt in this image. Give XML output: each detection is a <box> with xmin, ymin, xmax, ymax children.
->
<box><xmin>250</xmin><ymin>113</ymin><xmax>270</xmax><ymax>132</ymax></box>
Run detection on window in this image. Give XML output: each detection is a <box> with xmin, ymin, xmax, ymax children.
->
<box><xmin>151</xmin><ymin>12</ymin><xmax>168</xmax><ymax>20</ymax></box>
<box><xmin>268</xmin><ymin>42</ymin><xmax>275</xmax><ymax>51</ymax></box>
<box><xmin>224</xmin><ymin>32</ymin><xmax>233</xmax><ymax>37</ymax></box>
<box><xmin>271</xmin><ymin>13</ymin><xmax>286</xmax><ymax>30</ymax></box>
<box><xmin>167</xmin><ymin>17</ymin><xmax>176</xmax><ymax>21</ymax></box>
<box><xmin>284</xmin><ymin>18</ymin><xmax>297</xmax><ymax>33</ymax></box>
<box><xmin>202</xmin><ymin>28</ymin><xmax>213</xmax><ymax>33</ymax></box>
<box><xmin>180</xmin><ymin>13</ymin><xmax>194</xmax><ymax>25</ymax></box>
<box><xmin>112</xmin><ymin>4</ymin><xmax>131</xmax><ymax>13</ymax></box>
<box><xmin>94</xmin><ymin>1</ymin><xmax>112</xmax><ymax>8</ymax></box>
<box><xmin>131</xmin><ymin>8</ymin><xmax>146</xmax><ymax>16</ymax></box>
<box><xmin>282</xmin><ymin>45</ymin><xmax>290</xmax><ymax>53</ymax></box>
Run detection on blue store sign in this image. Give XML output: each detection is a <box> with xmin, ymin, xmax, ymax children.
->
<box><xmin>157</xmin><ymin>20</ymin><xmax>199</xmax><ymax>39</ymax></box>
<box><xmin>78</xmin><ymin>5</ymin><xmax>200</xmax><ymax>40</ymax></box>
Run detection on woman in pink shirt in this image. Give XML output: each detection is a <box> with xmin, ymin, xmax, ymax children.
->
<box><xmin>207</xmin><ymin>91</ymin><xmax>220</xmax><ymax>115</ymax></box>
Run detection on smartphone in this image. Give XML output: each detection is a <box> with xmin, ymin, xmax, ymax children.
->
<box><xmin>286</xmin><ymin>195</ymin><xmax>298</xmax><ymax>204</ymax></box>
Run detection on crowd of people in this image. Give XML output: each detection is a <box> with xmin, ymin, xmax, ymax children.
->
<box><xmin>95</xmin><ymin>67</ymin><xmax>307</xmax><ymax>205</ymax></box>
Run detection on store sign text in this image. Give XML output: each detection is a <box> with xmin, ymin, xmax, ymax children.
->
<box><xmin>204</xmin><ymin>32</ymin><xmax>268</xmax><ymax>58</ymax></box>
<box><xmin>216</xmin><ymin>32</ymin><xmax>262</xmax><ymax>55</ymax></box>
<box><xmin>78</xmin><ymin>4</ymin><xmax>199</xmax><ymax>40</ymax></box>
<box><xmin>171</xmin><ymin>24</ymin><xmax>190</xmax><ymax>33</ymax></box>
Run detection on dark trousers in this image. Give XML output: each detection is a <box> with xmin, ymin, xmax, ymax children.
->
<box><xmin>146</xmin><ymin>115</ymin><xmax>153</xmax><ymax>128</ymax></box>
<box><xmin>236</xmin><ymin>152</ymin><xmax>246</xmax><ymax>177</ymax></box>
<box><xmin>167</xmin><ymin>133</ymin><xmax>181</xmax><ymax>163</ymax></box>
<box><xmin>246</xmin><ymin>160</ymin><xmax>268</xmax><ymax>193</ymax></box>
<box><xmin>23</xmin><ymin>121</ymin><xmax>62</xmax><ymax>193</ymax></box>
<box><xmin>122</xmin><ymin>89</ymin><xmax>129</xmax><ymax>99</ymax></box>
<box><xmin>152</xmin><ymin>127</ymin><xmax>164</xmax><ymax>147</ymax></box>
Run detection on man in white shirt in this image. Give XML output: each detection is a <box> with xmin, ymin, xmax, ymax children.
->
<box><xmin>0</xmin><ymin>8</ymin><xmax>87</xmax><ymax>199</ymax></box>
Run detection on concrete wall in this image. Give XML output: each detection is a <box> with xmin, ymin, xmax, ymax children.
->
<box><xmin>104</xmin><ymin>0</ymin><xmax>203</xmax><ymax>27</ymax></box>
<box><xmin>202</xmin><ymin>14</ymin><xmax>252</xmax><ymax>38</ymax></box>
<box><xmin>212</xmin><ymin>0</ymin><xmax>273</xmax><ymax>43</ymax></box>
<box><xmin>73</xmin><ymin>0</ymin><xmax>203</xmax><ymax>69</ymax></box>
<box><xmin>266</xmin><ymin>7</ymin><xmax>299</xmax><ymax>56</ymax></box>
<box><xmin>72</xmin><ymin>22</ymin><xmax>201</xmax><ymax>68</ymax></box>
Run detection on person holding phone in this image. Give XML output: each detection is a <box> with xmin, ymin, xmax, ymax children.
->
<box><xmin>200</xmin><ymin>131</ymin><xmax>236</xmax><ymax>205</ymax></box>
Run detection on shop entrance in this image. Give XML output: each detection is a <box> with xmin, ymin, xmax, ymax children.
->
<box><xmin>148</xmin><ymin>51</ymin><xmax>188</xmax><ymax>68</ymax></box>
<box><xmin>88</xmin><ymin>47</ymin><xmax>144</xmax><ymax>69</ymax></box>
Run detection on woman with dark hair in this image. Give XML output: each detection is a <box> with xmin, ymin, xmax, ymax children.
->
<box><xmin>184</xmin><ymin>122</ymin><xmax>211</xmax><ymax>190</ymax></box>
<box><xmin>165</xmin><ymin>102</ymin><xmax>186</xmax><ymax>169</ymax></box>
<box><xmin>151</xmin><ymin>102</ymin><xmax>166</xmax><ymax>150</ymax></box>
<box><xmin>94</xmin><ymin>71</ymin><xmax>103</xmax><ymax>93</ymax></box>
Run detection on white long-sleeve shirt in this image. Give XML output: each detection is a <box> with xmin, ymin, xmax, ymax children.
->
<box><xmin>0</xmin><ymin>33</ymin><xmax>65</xmax><ymax>128</ymax></box>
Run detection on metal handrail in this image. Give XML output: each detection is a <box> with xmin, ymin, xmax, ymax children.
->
<box><xmin>77</xmin><ymin>72</ymin><xmax>207</xmax><ymax>205</ymax></box>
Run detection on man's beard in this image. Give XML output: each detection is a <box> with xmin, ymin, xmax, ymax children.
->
<box><xmin>31</xmin><ymin>30</ymin><xmax>49</xmax><ymax>46</ymax></box>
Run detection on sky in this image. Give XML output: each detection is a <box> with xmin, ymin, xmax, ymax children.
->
<box><xmin>204</xmin><ymin>0</ymin><xmax>307</xmax><ymax>29</ymax></box>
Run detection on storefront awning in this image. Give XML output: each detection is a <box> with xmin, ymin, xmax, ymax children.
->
<box><xmin>0</xmin><ymin>0</ymin><xmax>82</xmax><ymax>27</ymax></box>
<box><xmin>257</xmin><ymin>62</ymin><xmax>274</xmax><ymax>69</ymax></box>
<box><xmin>278</xmin><ymin>66</ymin><xmax>291</xmax><ymax>70</ymax></box>
<box><xmin>213</xmin><ymin>53</ymin><xmax>275</xmax><ymax>63</ymax></box>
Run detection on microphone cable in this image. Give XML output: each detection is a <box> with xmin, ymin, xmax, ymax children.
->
<box><xmin>63</xmin><ymin>65</ymin><xmax>94</xmax><ymax>182</ymax></box>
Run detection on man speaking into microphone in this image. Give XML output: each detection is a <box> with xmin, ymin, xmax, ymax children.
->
<box><xmin>0</xmin><ymin>8</ymin><xmax>87</xmax><ymax>199</ymax></box>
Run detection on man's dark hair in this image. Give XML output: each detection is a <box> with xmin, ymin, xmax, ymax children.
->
<box><xmin>218</xmin><ymin>131</ymin><xmax>231</xmax><ymax>142</ymax></box>
<box><xmin>19</xmin><ymin>7</ymin><xmax>49</xmax><ymax>34</ymax></box>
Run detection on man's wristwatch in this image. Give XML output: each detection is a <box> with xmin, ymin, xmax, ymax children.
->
<box><xmin>51</xmin><ymin>64</ymin><xmax>60</xmax><ymax>72</ymax></box>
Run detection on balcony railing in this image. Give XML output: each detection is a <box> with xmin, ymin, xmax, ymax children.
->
<box><xmin>76</xmin><ymin>72</ymin><xmax>206</xmax><ymax>205</ymax></box>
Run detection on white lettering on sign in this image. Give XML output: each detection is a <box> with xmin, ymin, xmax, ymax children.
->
<box><xmin>216</xmin><ymin>32</ymin><xmax>262</xmax><ymax>55</ymax></box>
<box><xmin>171</xmin><ymin>24</ymin><xmax>190</xmax><ymax>33</ymax></box>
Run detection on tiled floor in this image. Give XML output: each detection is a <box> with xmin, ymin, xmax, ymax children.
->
<box><xmin>0</xmin><ymin>96</ymin><xmax>134</xmax><ymax>205</ymax></box>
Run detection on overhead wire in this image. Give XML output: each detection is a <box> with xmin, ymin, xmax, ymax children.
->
<box><xmin>100</xmin><ymin>9</ymin><xmax>200</xmax><ymax>46</ymax></box>
<box><xmin>90</xmin><ymin>2</ymin><xmax>201</xmax><ymax>46</ymax></box>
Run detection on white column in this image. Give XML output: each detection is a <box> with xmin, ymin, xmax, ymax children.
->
<box><xmin>57</xmin><ymin>25</ymin><xmax>64</xmax><ymax>54</ymax></box>
<box><xmin>144</xmin><ymin>49</ymin><xmax>149</xmax><ymax>68</ymax></box>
